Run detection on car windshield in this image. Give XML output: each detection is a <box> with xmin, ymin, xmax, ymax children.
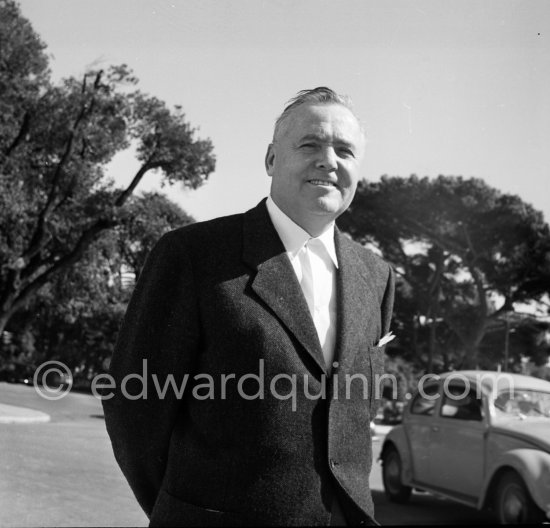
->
<box><xmin>493</xmin><ymin>389</ymin><xmax>550</xmax><ymax>419</ymax></box>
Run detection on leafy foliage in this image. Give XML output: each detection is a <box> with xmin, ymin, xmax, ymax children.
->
<box><xmin>0</xmin><ymin>0</ymin><xmax>49</xmax><ymax>150</ymax></box>
<box><xmin>2</xmin><ymin>193</ymin><xmax>193</xmax><ymax>381</ymax></box>
<box><xmin>338</xmin><ymin>175</ymin><xmax>550</xmax><ymax>371</ymax></box>
<box><xmin>0</xmin><ymin>0</ymin><xmax>215</xmax><ymax>337</ymax></box>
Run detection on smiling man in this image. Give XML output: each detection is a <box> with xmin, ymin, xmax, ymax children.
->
<box><xmin>266</xmin><ymin>97</ymin><xmax>365</xmax><ymax>237</ymax></box>
<box><xmin>104</xmin><ymin>87</ymin><xmax>395</xmax><ymax>527</ymax></box>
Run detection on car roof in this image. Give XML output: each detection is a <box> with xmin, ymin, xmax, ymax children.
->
<box><xmin>436</xmin><ymin>370</ymin><xmax>550</xmax><ymax>393</ymax></box>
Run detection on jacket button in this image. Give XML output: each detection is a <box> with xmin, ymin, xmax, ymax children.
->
<box><xmin>329</xmin><ymin>459</ymin><xmax>339</xmax><ymax>469</ymax></box>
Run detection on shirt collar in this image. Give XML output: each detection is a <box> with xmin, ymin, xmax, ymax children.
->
<box><xmin>266</xmin><ymin>196</ymin><xmax>339</xmax><ymax>268</ymax></box>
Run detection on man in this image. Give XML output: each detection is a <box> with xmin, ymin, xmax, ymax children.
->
<box><xmin>104</xmin><ymin>87</ymin><xmax>395</xmax><ymax>526</ymax></box>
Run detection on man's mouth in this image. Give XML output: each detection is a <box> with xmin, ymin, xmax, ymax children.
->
<box><xmin>308</xmin><ymin>179</ymin><xmax>338</xmax><ymax>188</ymax></box>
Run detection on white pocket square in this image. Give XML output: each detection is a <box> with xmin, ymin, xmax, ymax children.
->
<box><xmin>376</xmin><ymin>331</ymin><xmax>395</xmax><ymax>347</ymax></box>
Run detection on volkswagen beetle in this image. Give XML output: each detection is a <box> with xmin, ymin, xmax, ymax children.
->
<box><xmin>380</xmin><ymin>371</ymin><xmax>550</xmax><ymax>524</ymax></box>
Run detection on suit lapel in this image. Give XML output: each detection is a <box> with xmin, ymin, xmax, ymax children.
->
<box><xmin>334</xmin><ymin>229</ymin><xmax>379</xmax><ymax>369</ymax></box>
<box><xmin>242</xmin><ymin>200</ymin><xmax>327</xmax><ymax>374</ymax></box>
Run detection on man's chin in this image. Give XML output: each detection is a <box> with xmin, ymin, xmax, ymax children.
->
<box><xmin>311</xmin><ymin>197</ymin><xmax>345</xmax><ymax>217</ymax></box>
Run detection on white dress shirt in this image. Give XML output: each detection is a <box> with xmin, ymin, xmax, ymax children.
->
<box><xmin>266</xmin><ymin>196</ymin><xmax>338</xmax><ymax>370</ymax></box>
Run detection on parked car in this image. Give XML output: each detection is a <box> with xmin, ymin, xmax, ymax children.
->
<box><xmin>380</xmin><ymin>370</ymin><xmax>550</xmax><ymax>524</ymax></box>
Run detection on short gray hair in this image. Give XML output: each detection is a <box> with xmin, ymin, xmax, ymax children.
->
<box><xmin>273</xmin><ymin>87</ymin><xmax>360</xmax><ymax>141</ymax></box>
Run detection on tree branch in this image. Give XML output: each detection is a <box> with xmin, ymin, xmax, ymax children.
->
<box><xmin>3</xmin><ymin>112</ymin><xmax>30</xmax><ymax>158</ymax></box>
<box><xmin>6</xmin><ymin>217</ymin><xmax>116</xmax><ymax>321</ymax></box>
<box><xmin>444</xmin><ymin>314</ymin><xmax>469</xmax><ymax>345</ymax></box>
<box><xmin>402</xmin><ymin>217</ymin><xmax>467</xmax><ymax>256</ymax></box>
<box><xmin>113</xmin><ymin>161</ymin><xmax>154</xmax><ymax>207</ymax></box>
<box><xmin>395</xmin><ymin>238</ymin><xmax>412</xmax><ymax>279</ymax></box>
<box><xmin>21</xmin><ymin>72</ymin><xmax>102</xmax><ymax>264</ymax></box>
<box><xmin>460</xmin><ymin>221</ymin><xmax>489</xmax><ymax>335</ymax></box>
<box><xmin>428</xmin><ymin>250</ymin><xmax>446</xmax><ymax>298</ymax></box>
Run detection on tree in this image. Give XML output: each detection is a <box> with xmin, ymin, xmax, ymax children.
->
<box><xmin>114</xmin><ymin>191</ymin><xmax>194</xmax><ymax>281</ymax></box>
<box><xmin>0</xmin><ymin>1</ymin><xmax>216</xmax><ymax>336</ymax></box>
<box><xmin>338</xmin><ymin>175</ymin><xmax>550</xmax><ymax>369</ymax></box>
<box><xmin>0</xmin><ymin>0</ymin><xmax>50</xmax><ymax>153</ymax></box>
<box><xmin>479</xmin><ymin>312</ymin><xmax>550</xmax><ymax>371</ymax></box>
<box><xmin>1</xmin><ymin>192</ymin><xmax>194</xmax><ymax>381</ymax></box>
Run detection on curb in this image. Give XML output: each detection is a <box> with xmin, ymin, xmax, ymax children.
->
<box><xmin>0</xmin><ymin>403</ymin><xmax>51</xmax><ymax>424</ymax></box>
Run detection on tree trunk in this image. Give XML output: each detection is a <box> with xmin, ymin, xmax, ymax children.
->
<box><xmin>460</xmin><ymin>346</ymin><xmax>479</xmax><ymax>369</ymax></box>
<box><xmin>428</xmin><ymin>318</ymin><xmax>436</xmax><ymax>373</ymax></box>
<box><xmin>0</xmin><ymin>316</ymin><xmax>8</xmax><ymax>337</ymax></box>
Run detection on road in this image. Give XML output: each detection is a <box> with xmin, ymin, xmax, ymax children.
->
<box><xmin>370</xmin><ymin>435</ymin><xmax>496</xmax><ymax>525</ymax></box>
<box><xmin>0</xmin><ymin>382</ymin><xmax>496</xmax><ymax>526</ymax></box>
<box><xmin>0</xmin><ymin>382</ymin><xmax>148</xmax><ymax>527</ymax></box>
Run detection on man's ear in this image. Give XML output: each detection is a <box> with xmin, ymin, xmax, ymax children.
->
<box><xmin>265</xmin><ymin>143</ymin><xmax>275</xmax><ymax>176</ymax></box>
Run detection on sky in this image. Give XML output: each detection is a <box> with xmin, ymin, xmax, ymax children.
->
<box><xmin>17</xmin><ymin>0</ymin><xmax>550</xmax><ymax>223</ymax></box>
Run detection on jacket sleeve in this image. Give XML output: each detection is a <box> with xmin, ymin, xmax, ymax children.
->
<box><xmin>102</xmin><ymin>230</ymin><xmax>200</xmax><ymax>517</ymax></box>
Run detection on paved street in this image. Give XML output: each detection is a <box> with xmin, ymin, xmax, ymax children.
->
<box><xmin>370</xmin><ymin>436</ymin><xmax>496</xmax><ymax>525</ymax></box>
<box><xmin>0</xmin><ymin>382</ymin><xmax>496</xmax><ymax>526</ymax></box>
<box><xmin>0</xmin><ymin>382</ymin><xmax>148</xmax><ymax>527</ymax></box>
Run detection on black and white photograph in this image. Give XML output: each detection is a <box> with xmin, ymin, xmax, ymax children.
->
<box><xmin>1</xmin><ymin>0</ymin><xmax>549</xmax><ymax>526</ymax></box>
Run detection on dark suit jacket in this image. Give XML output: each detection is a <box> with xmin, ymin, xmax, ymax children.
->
<box><xmin>103</xmin><ymin>199</ymin><xmax>395</xmax><ymax>527</ymax></box>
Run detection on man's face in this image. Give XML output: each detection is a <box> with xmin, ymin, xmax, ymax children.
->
<box><xmin>265</xmin><ymin>103</ymin><xmax>365</xmax><ymax>230</ymax></box>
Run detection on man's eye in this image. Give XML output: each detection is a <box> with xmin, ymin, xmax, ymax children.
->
<box><xmin>300</xmin><ymin>143</ymin><xmax>317</xmax><ymax>149</ymax></box>
<box><xmin>338</xmin><ymin>148</ymin><xmax>355</xmax><ymax>158</ymax></box>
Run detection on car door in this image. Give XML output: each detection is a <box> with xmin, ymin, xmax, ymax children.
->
<box><xmin>428</xmin><ymin>379</ymin><xmax>486</xmax><ymax>499</ymax></box>
<box><xmin>405</xmin><ymin>381</ymin><xmax>440</xmax><ymax>485</ymax></box>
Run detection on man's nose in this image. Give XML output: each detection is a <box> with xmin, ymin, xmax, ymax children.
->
<box><xmin>315</xmin><ymin>147</ymin><xmax>338</xmax><ymax>171</ymax></box>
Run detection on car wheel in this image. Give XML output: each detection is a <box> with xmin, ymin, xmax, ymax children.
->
<box><xmin>382</xmin><ymin>447</ymin><xmax>412</xmax><ymax>503</ymax></box>
<box><xmin>495</xmin><ymin>471</ymin><xmax>546</xmax><ymax>524</ymax></box>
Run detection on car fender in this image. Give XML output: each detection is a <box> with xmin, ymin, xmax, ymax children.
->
<box><xmin>380</xmin><ymin>425</ymin><xmax>414</xmax><ymax>486</ymax></box>
<box><xmin>480</xmin><ymin>448</ymin><xmax>550</xmax><ymax>515</ymax></box>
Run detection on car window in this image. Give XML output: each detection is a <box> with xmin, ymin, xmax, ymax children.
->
<box><xmin>494</xmin><ymin>389</ymin><xmax>550</xmax><ymax>418</ymax></box>
<box><xmin>410</xmin><ymin>383</ymin><xmax>440</xmax><ymax>416</ymax></box>
<box><xmin>440</xmin><ymin>383</ymin><xmax>483</xmax><ymax>421</ymax></box>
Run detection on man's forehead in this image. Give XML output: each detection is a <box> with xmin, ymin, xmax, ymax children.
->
<box><xmin>284</xmin><ymin>103</ymin><xmax>363</xmax><ymax>139</ymax></box>
<box><xmin>292</xmin><ymin>102</ymin><xmax>357</xmax><ymax>122</ymax></box>
<box><xmin>295</xmin><ymin>131</ymin><xmax>358</xmax><ymax>146</ymax></box>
